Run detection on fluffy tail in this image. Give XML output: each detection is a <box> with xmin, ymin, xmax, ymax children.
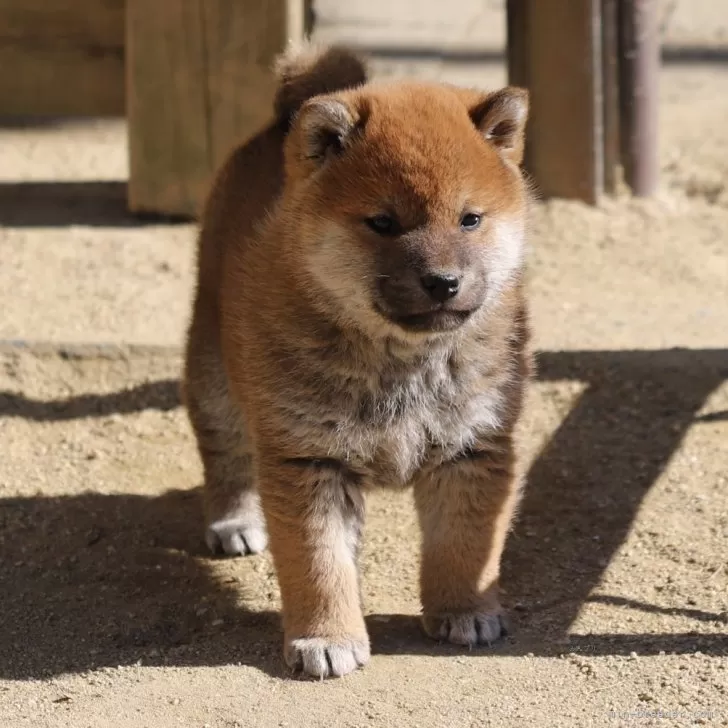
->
<box><xmin>273</xmin><ymin>43</ymin><xmax>368</xmax><ymax>124</ymax></box>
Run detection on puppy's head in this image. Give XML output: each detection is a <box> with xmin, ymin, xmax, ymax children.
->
<box><xmin>282</xmin><ymin>81</ymin><xmax>530</xmax><ymax>339</ymax></box>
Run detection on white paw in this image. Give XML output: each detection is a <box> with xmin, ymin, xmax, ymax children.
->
<box><xmin>285</xmin><ymin>636</ymin><xmax>370</xmax><ymax>678</ymax></box>
<box><xmin>424</xmin><ymin>610</ymin><xmax>507</xmax><ymax>646</ymax></box>
<box><xmin>205</xmin><ymin>517</ymin><xmax>268</xmax><ymax>556</ymax></box>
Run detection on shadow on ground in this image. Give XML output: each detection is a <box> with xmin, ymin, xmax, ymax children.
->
<box><xmin>0</xmin><ymin>486</ymin><xmax>282</xmax><ymax>679</ymax></box>
<box><xmin>0</xmin><ymin>378</ymin><xmax>179</xmax><ymax>421</ymax></box>
<box><xmin>0</xmin><ymin>181</ymin><xmax>191</xmax><ymax>228</ymax></box>
<box><xmin>1</xmin><ymin>348</ymin><xmax>726</xmax><ymax>680</ymax></box>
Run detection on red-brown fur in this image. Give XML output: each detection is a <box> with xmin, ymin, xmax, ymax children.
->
<box><xmin>185</xmin><ymin>44</ymin><xmax>532</xmax><ymax>678</ymax></box>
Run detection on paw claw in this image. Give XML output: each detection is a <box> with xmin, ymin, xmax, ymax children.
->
<box><xmin>423</xmin><ymin>610</ymin><xmax>506</xmax><ymax>647</ymax></box>
<box><xmin>205</xmin><ymin>518</ymin><xmax>268</xmax><ymax>556</ymax></box>
<box><xmin>285</xmin><ymin>637</ymin><xmax>370</xmax><ymax>679</ymax></box>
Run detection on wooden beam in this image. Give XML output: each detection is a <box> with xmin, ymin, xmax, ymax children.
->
<box><xmin>507</xmin><ymin>0</ymin><xmax>604</xmax><ymax>204</ymax></box>
<box><xmin>0</xmin><ymin>0</ymin><xmax>125</xmax><ymax>116</ymax></box>
<box><xmin>126</xmin><ymin>0</ymin><xmax>305</xmax><ymax>218</ymax></box>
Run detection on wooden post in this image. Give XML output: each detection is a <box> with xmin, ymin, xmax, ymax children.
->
<box><xmin>507</xmin><ymin>0</ymin><xmax>605</xmax><ymax>204</ymax></box>
<box><xmin>126</xmin><ymin>1</ymin><xmax>306</xmax><ymax>218</ymax></box>
<box><xmin>506</xmin><ymin>0</ymin><xmax>530</xmax><ymax>91</ymax></box>
<box><xmin>618</xmin><ymin>0</ymin><xmax>659</xmax><ymax>197</ymax></box>
<box><xmin>602</xmin><ymin>0</ymin><xmax>621</xmax><ymax>194</ymax></box>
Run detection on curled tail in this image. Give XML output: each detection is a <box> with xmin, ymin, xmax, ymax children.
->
<box><xmin>273</xmin><ymin>43</ymin><xmax>368</xmax><ymax>125</ymax></box>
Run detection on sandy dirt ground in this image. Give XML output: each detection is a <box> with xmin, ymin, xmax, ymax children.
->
<box><xmin>1</xmin><ymin>3</ymin><xmax>727</xmax><ymax>727</ymax></box>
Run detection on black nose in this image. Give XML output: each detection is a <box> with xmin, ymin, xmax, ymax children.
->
<box><xmin>420</xmin><ymin>273</ymin><xmax>461</xmax><ymax>303</ymax></box>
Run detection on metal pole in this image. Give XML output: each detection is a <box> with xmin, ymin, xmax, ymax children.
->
<box><xmin>618</xmin><ymin>0</ymin><xmax>659</xmax><ymax>196</ymax></box>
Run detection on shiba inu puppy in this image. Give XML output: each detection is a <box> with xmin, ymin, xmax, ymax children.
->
<box><xmin>185</xmin><ymin>44</ymin><xmax>531</xmax><ymax>678</ymax></box>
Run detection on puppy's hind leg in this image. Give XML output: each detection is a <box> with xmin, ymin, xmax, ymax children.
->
<box><xmin>184</xmin><ymin>320</ymin><xmax>267</xmax><ymax>557</ymax></box>
<box><xmin>197</xmin><ymin>407</ymin><xmax>266</xmax><ymax>557</ymax></box>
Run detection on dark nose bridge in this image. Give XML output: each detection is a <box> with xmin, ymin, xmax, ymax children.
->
<box><xmin>402</xmin><ymin>227</ymin><xmax>468</xmax><ymax>275</ymax></box>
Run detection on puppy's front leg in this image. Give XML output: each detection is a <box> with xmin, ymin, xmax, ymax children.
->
<box><xmin>414</xmin><ymin>436</ymin><xmax>521</xmax><ymax>646</ymax></box>
<box><xmin>259</xmin><ymin>457</ymin><xmax>369</xmax><ymax>678</ymax></box>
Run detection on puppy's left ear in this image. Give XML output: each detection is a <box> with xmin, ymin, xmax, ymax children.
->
<box><xmin>470</xmin><ymin>87</ymin><xmax>529</xmax><ymax>165</ymax></box>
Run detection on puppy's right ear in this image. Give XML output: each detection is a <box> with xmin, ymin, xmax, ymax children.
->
<box><xmin>470</xmin><ymin>87</ymin><xmax>529</xmax><ymax>165</ymax></box>
<box><xmin>295</xmin><ymin>98</ymin><xmax>360</xmax><ymax>164</ymax></box>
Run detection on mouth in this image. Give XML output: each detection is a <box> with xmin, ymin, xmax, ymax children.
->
<box><xmin>377</xmin><ymin>306</ymin><xmax>476</xmax><ymax>333</ymax></box>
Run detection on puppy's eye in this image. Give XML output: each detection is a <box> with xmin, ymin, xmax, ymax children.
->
<box><xmin>460</xmin><ymin>213</ymin><xmax>482</xmax><ymax>231</ymax></box>
<box><xmin>365</xmin><ymin>214</ymin><xmax>398</xmax><ymax>236</ymax></box>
